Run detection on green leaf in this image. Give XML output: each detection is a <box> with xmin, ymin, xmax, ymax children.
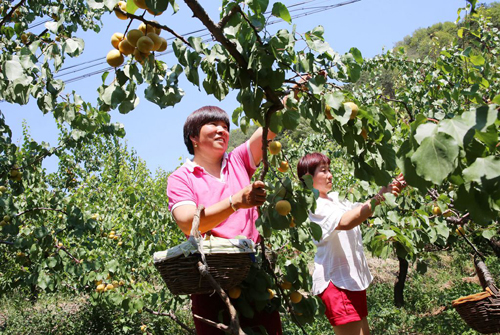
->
<box><xmin>37</xmin><ymin>271</ymin><xmax>52</xmax><ymax>291</ymax></box>
<box><xmin>460</xmin><ymin>105</ymin><xmax>498</xmax><ymax>133</ymax></box>
<box><xmin>145</xmin><ymin>0</ymin><xmax>168</xmax><ymax>14</ymax></box>
<box><xmin>63</xmin><ymin>38</ymin><xmax>85</xmax><ymax>57</ymax></box>
<box><xmin>475</xmin><ymin>124</ymin><xmax>498</xmax><ymax>150</ymax></box>
<box><xmin>380</xmin><ymin>104</ymin><xmax>396</xmax><ymax>127</ymax></box>
<box><xmin>71</xmin><ymin>129</ymin><xmax>86</xmax><ymax>140</ymax></box>
<box><xmin>282</xmin><ymin>109</ymin><xmax>300</xmax><ymax>130</ymax></box>
<box><xmin>377</xmin><ymin>143</ymin><xmax>397</xmax><ymax>171</ymax></box>
<box><xmin>271</xmin><ymin>2</ymin><xmax>291</xmax><ymax>23</ymax></box>
<box><xmin>301</xmin><ymin>175</ymin><xmax>314</xmax><ymax>190</ymax></box>
<box><xmin>463</xmin><ymin>156</ymin><xmax>500</xmax><ymax>183</ymax></box>
<box><xmin>482</xmin><ymin>229</ymin><xmax>496</xmax><ymax>240</ymax></box>
<box><xmin>101</xmin><ymin>84</ymin><xmax>126</xmax><ymax>108</ymax></box>
<box><xmin>118</xmin><ymin>98</ymin><xmax>138</xmax><ymax>114</ymax></box>
<box><xmin>88</xmin><ymin>0</ymin><xmax>105</xmax><ymax>9</ymax></box>
<box><xmin>247</xmin><ymin>0</ymin><xmax>269</xmax><ymax>14</ymax></box>
<box><xmin>309</xmin><ymin>222</ymin><xmax>322</xmax><ymax>241</ymax></box>
<box><xmin>435</xmin><ymin>222</ymin><xmax>450</xmax><ymax>239</ymax></box>
<box><xmin>469</xmin><ymin>54</ymin><xmax>485</xmax><ymax>66</ymax></box>
<box><xmin>47</xmin><ymin>257</ymin><xmax>58</xmax><ymax>268</ymax></box>
<box><xmin>438</xmin><ymin>117</ymin><xmax>472</xmax><ymax>147</ymax></box>
<box><xmin>126</xmin><ymin>0</ymin><xmax>138</xmax><ymax>13</ymax></box>
<box><xmin>411</xmin><ymin>132</ymin><xmax>459</xmax><ymax>185</ymax></box>
<box><xmin>106</xmin><ymin>259</ymin><xmax>119</xmax><ymax>273</ymax></box>
<box><xmin>2</xmin><ymin>60</ymin><xmax>24</xmax><ymax>81</ymax></box>
<box><xmin>346</xmin><ymin>62</ymin><xmax>361</xmax><ymax>83</ymax></box>
<box><xmin>44</xmin><ymin>21</ymin><xmax>59</xmax><ymax>33</ymax></box>
<box><xmin>378</xmin><ymin>229</ymin><xmax>397</xmax><ymax>239</ymax></box>
<box><xmin>466</xmin><ymin>0</ymin><xmax>477</xmax><ymax>12</ymax></box>
<box><xmin>349</xmin><ymin>47</ymin><xmax>363</xmax><ymax>64</ymax></box>
<box><xmin>306</xmin><ymin>75</ymin><xmax>325</xmax><ymax>95</ymax></box>
<box><xmin>189</xmin><ymin>37</ymin><xmax>205</xmax><ymax>54</ymax></box>
<box><xmin>324</xmin><ymin>91</ymin><xmax>344</xmax><ymax>111</ymax></box>
<box><xmin>492</xmin><ymin>94</ymin><xmax>500</xmax><ymax>105</ymax></box>
<box><xmin>414</xmin><ymin>123</ymin><xmax>438</xmax><ymax>145</ymax></box>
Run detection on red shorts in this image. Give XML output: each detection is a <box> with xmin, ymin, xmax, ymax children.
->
<box><xmin>318</xmin><ymin>282</ymin><xmax>368</xmax><ymax>326</ymax></box>
<box><xmin>191</xmin><ymin>293</ymin><xmax>282</xmax><ymax>335</ymax></box>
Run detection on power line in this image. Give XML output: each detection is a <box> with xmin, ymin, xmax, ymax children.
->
<box><xmin>56</xmin><ymin>0</ymin><xmax>340</xmax><ymax>76</ymax></box>
<box><xmin>28</xmin><ymin>19</ymin><xmax>50</xmax><ymax>30</ymax></box>
<box><xmin>57</xmin><ymin>0</ymin><xmax>361</xmax><ymax>84</ymax></box>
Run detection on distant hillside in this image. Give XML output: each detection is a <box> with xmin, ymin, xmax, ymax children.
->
<box><xmin>395</xmin><ymin>2</ymin><xmax>500</xmax><ymax>59</ymax></box>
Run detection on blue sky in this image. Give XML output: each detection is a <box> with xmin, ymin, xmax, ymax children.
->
<box><xmin>3</xmin><ymin>0</ymin><xmax>496</xmax><ymax>174</ymax></box>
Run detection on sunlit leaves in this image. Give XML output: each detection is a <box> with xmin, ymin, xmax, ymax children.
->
<box><xmin>438</xmin><ymin>118</ymin><xmax>471</xmax><ymax>146</ymax></box>
<box><xmin>411</xmin><ymin>132</ymin><xmax>459</xmax><ymax>185</ymax></box>
<box><xmin>2</xmin><ymin>60</ymin><xmax>24</xmax><ymax>81</ymax></box>
<box><xmin>62</xmin><ymin>38</ymin><xmax>85</xmax><ymax>57</ymax></box>
<box><xmin>463</xmin><ymin>156</ymin><xmax>500</xmax><ymax>183</ymax></box>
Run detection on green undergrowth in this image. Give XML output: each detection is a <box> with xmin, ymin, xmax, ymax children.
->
<box><xmin>0</xmin><ymin>252</ymin><xmax>498</xmax><ymax>335</ymax></box>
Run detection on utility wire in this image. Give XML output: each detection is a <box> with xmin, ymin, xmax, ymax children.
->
<box><xmin>56</xmin><ymin>0</ymin><xmax>335</xmax><ymax>75</ymax></box>
<box><xmin>55</xmin><ymin>0</ymin><xmax>358</xmax><ymax>77</ymax></box>
<box><xmin>28</xmin><ymin>19</ymin><xmax>50</xmax><ymax>29</ymax></box>
<box><xmin>56</xmin><ymin>0</ymin><xmax>361</xmax><ymax>84</ymax></box>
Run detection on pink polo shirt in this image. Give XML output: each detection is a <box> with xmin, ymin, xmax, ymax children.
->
<box><xmin>166</xmin><ymin>141</ymin><xmax>260</xmax><ymax>243</ymax></box>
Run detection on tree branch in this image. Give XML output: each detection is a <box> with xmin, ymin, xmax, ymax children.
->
<box><xmin>197</xmin><ymin>261</ymin><xmax>245</xmax><ymax>335</ymax></box>
<box><xmin>184</xmin><ymin>0</ymin><xmax>248</xmax><ymax>70</ymax></box>
<box><xmin>0</xmin><ymin>240</ymin><xmax>14</xmax><ymax>245</ymax></box>
<box><xmin>378</xmin><ymin>94</ymin><xmax>414</xmax><ymax>122</ymax></box>
<box><xmin>258</xmin><ymin>105</ymin><xmax>281</xmax><ymax>182</ymax></box>
<box><xmin>57</xmin><ymin>244</ymin><xmax>82</xmax><ymax>264</ymax></box>
<box><xmin>144</xmin><ymin>308</ymin><xmax>196</xmax><ymax>334</ymax></box>
<box><xmin>0</xmin><ymin>0</ymin><xmax>26</xmax><ymax>28</ymax></box>
<box><xmin>259</xmin><ymin>239</ymin><xmax>308</xmax><ymax>335</ymax></box>
<box><xmin>218</xmin><ymin>3</ymin><xmax>241</xmax><ymax>29</ymax></box>
<box><xmin>193</xmin><ymin>313</ymin><xmax>232</xmax><ymax>333</ymax></box>
<box><xmin>184</xmin><ymin>0</ymin><xmax>282</xmax><ymax>109</ymax></box>
<box><xmin>234</xmin><ymin>6</ymin><xmax>263</xmax><ymax>45</ymax></box>
<box><xmin>16</xmin><ymin>207</ymin><xmax>66</xmax><ymax>217</ymax></box>
<box><xmin>185</xmin><ymin>0</ymin><xmax>283</xmax><ymax>182</ymax></box>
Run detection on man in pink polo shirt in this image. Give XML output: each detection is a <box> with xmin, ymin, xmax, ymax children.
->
<box><xmin>166</xmin><ymin>106</ymin><xmax>282</xmax><ymax>335</ymax></box>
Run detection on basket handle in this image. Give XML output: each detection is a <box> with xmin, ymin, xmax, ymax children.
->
<box><xmin>189</xmin><ymin>205</ymin><xmax>205</xmax><ymax>239</ymax></box>
<box><xmin>474</xmin><ymin>256</ymin><xmax>499</xmax><ymax>295</ymax></box>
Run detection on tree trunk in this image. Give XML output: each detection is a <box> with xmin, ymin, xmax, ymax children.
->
<box><xmin>394</xmin><ymin>257</ymin><xmax>408</xmax><ymax>307</ymax></box>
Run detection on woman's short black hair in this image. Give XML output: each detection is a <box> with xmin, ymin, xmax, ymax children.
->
<box><xmin>183</xmin><ymin>106</ymin><xmax>230</xmax><ymax>155</ymax></box>
<box><xmin>297</xmin><ymin>152</ymin><xmax>331</xmax><ymax>186</ymax></box>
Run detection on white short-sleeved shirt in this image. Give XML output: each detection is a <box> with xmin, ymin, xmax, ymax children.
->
<box><xmin>309</xmin><ymin>192</ymin><xmax>373</xmax><ymax>295</ymax></box>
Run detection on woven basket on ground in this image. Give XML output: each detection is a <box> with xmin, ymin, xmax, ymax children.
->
<box><xmin>452</xmin><ymin>256</ymin><xmax>500</xmax><ymax>334</ymax></box>
<box><xmin>153</xmin><ymin>205</ymin><xmax>255</xmax><ymax>295</ymax></box>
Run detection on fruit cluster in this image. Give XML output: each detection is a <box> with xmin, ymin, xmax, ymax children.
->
<box><xmin>107</xmin><ymin>1</ymin><xmax>168</xmax><ymax>68</ymax></box>
<box><xmin>95</xmin><ymin>277</ymin><xmax>126</xmax><ymax>293</ymax></box>
<box><xmin>8</xmin><ymin>164</ymin><xmax>22</xmax><ymax>182</ymax></box>
<box><xmin>268</xmin><ymin>140</ymin><xmax>294</xmax><ymax>225</ymax></box>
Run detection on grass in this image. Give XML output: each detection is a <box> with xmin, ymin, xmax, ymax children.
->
<box><xmin>0</xmin><ymin>251</ymin><xmax>498</xmax><ymax>334</ymax></box>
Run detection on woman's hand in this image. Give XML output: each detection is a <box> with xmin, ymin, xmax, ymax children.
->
<box><xmin>375</xmin><ymin>173</ymin><xmax>407</xmax><ymax>204</ymax></box>
<box><xmin>391</xmin><ymin>173</ymin><xmax>407</xmax><ymax>193</ymax></box>
<box><xmin>233</xmin><ymin>181</ymin><xmax>267</xmax><ymax>209</ymax></box>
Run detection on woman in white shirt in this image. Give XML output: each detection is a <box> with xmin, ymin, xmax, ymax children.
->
<box><xmin>297</xmin><ymin>152</ymin><xmax>405</xmax><ymax>335</ymax></box>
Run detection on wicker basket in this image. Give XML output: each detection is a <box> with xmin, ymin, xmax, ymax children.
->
<box><xmin>153</xmin><ymin>206</ymin><xmax>255</xmax><ymax>295</ymax></box>
<box><xmin>452</xmin><ymin>257</ymin><xmax>500</xmax><ymax>334</ymax></box>
<box><xmin>154</xmin><ymin>252</ymin><xmax>253</xmax><ymax>295</ymax></box>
